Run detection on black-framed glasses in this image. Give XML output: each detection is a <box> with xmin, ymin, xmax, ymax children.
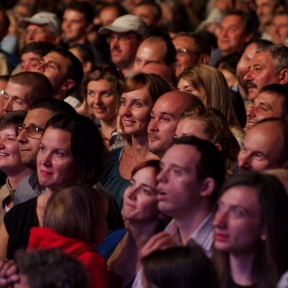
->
<box><xmin>15</xmin><ymin>125</ymin><xmax>45</xmax><ymax>139</ymax></box>
<box><xmin>89</xmin><ymin>64</ymin><xmax>124</xmax><ymax>80</ymax></box>
<box><xmin>176</xmin><ymin>48</ymin><xmax>202</xmax><ymax>55</ymax></box>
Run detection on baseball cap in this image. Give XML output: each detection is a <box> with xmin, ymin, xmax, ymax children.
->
<box><xmin>99</xmin><ymin>14</ymin><xmax>150</xmax><ymax>37</ymax></box>
<box><xmin>18</xmin><ymin>12</ymin><xmax>61</xmax><ymax>35</ymax></box>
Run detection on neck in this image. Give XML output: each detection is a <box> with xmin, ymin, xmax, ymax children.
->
<box><xmin>68</xmin><ymin>37</ymin><xmax>86</xmax><ymax>47</ymax></box>
<box><xmin>229</xmin><ymin>252</ymin><xmax>257</xmax><ymax>286</ymax></box>
<box><xmin>238</xmin><ymin>84</ymin><xmax>248</xmax><ymax>101</ymax></box>
<box><xmin>130</xmin><ymin>134</ymin><xmax>158</xmax><ymax>161</ymax></box>
<box><xmin>174</xmin><ymin>202</ymin><xmax>212</xmax><ymax>245</ymax></box>
<box><xmin>53</xmin><ymin>91</ymin><xmax>66</xmax><ymax>101</ymax></box>
<box><xmin>118</xmin><ymin>61</ymin><xmax>134</xmax><ymax>77</ymax></box>
<box><xmin>6</xmin><ymin>166</ymin><xmax>33</xmax><ymax>189</ymax></box>
<box><xmin>100</xmin><ymin>118</ymin><xmax>117</xmax><ymax>139</ymax></box>
<box><xmin>128</xmin><ymin>220</ymin><xmax>160</xmax><ymax>249</ymax></box>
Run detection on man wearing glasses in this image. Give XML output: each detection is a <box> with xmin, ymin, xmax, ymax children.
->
<box><xmin>172</xmin><ymin>32</ymin><xmax>211</xmax><ymax>77</ymax></box>
<box><xmin>99</xmin><ymin>14</ymin><xmax>150</xmax><ymax>77</ymax></box>
<box><xmin>13</xmin><ymin>98</ymin><xmax>76</xmax><ymax>205</ymax></box>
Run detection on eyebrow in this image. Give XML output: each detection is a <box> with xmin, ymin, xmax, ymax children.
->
<box><xmin>258</xmin><ymin>101</ymin><xmax>271</xmax><ymax>110</ymax></box>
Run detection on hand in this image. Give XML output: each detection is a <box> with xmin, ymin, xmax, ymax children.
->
<box><xmin>140</xmin><ymin>232</ymin><xmax>176</xmax><ymax>259</ymax></box>
<box><xmin>0</xmin><ymin>259</ymin><xmax>19</xmax><ymax>288</ymax></box>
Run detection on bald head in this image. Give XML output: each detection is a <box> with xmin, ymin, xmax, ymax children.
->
<box><xmin>140</xmin><ymin>63</ymin><xmax>177</xmax><ymax>89</ymax></box>
<box><xmin>148</xmin><ymin>91</ymin><xmax>203</xmax><ymax>157</ymax></box>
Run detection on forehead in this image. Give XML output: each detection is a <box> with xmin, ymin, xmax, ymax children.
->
<box><xmin>43</xmin><ymin>52</ymin><xmax>71</xmax><ymax>66</ymax></box>
<box><xmin>221</xmin><ymin>15</ymin><xmax>244</xmax><ymax>28</ymax></box>
<box><xmin>243</xmin><ymin>43</ymin><xmax>258</xmax><ymax>56</ymax></box>
<box><xmin>24</xmin><ymin>108</ymin><xmax>54</xmax><ymax>127</ymax></box>
<box><xmin>153</xmin><ymin>94</ymin><xmax>187</xmax><ymax>116</ymax></box>
<box><xmin>256</xmin><ymin>0</ymin><xmax>276</xmax><ymax>6</ymax></box>
<box><xmin>163</xmin><ymin>144</ymin><xmax>200</xmax><ymax>168</ymax></box>
<box><xmin>256</xmin><ymin>91</ymin><xmax>283</xmax><ymax>106</ymax></box>
<box><xmin>173</xmin><ymin>36</ymin><xmax>196</xmax><ymax>49</ymax></box>
<box><xmin>63</xmin><ymin>9</ymin><xmax>85</xmax><ymax>20</ymax></box>
<box><xmin>138</xmin><ymin>40</ymin><xmax>166</xmax><ymax>54</ymax></box>
<box><xmin>26</xmin><ymin>23</ymin><xmax>49</xmax><ymax>31</ymax></box>
<box><xmin>251</xmin><ymin>51</ymin><xmax>273</xmax><ymax>65</ymax></box>
<box><xmin>273</xmin><ymin>14</ymin><xmax>288</xmax><ymax>23</ymax></box>
<box><xmin>22</xmin><ymin>51</ymin><xmax>41</xmax><ymax>60</ymax></box>
<box><xmin>111</xmin><ymin>31</ymin><xmax>137</xmax><ymax>37</ymax></box>
<box><xmin>5</xmin><ymin>81</ymin><xmax>30</xmax><ymax>93</ymax></box>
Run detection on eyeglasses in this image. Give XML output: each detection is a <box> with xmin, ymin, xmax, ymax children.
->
<box><xmin>89</xmin><ymin>64</ymin><xmax>124</xmax><ymax>80</ymax></box>
<box><xmin>176</xmin><ymin>48</ymin><xmax>202</xmax><ymax>55</ymax></box>
<box><xmin>107</xmin><ymin>35</ymin><xmax>138</xmax><ymax>44</ymax></box>
<box><xmin>23</xmin><ymin>28</ymin><xmax>48</xmax><ymax>36</ymax></box>
<box><xmin>0</xmin><ymin>90</ymin><xmax>25</xmax><ymax>105</ymax></box>
<box><xmin>15</xmin><ymin>125</ymin><xmax>45</xmax><ymax>139</ymax></box>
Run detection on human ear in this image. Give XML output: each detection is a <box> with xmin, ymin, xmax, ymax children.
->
<box><xmin>214</xmin><ymin>143</ymin><xmax>222</xmax><ymax>151</ymax></box>
<box><xmin>61</xmin><ymin>79</ymin><xmax>75</xmax><ymax>94</ymax></box>
<box><xmin>198</xmin><ymin>53</ymin><xmax>210</xmax><ymax>65</ymax></box>
<box><xmin>200</xmin><ymin>178</ymin><xmax>216</xmax><ymax>197</ymax></box>
<box><xmin>278</xmin><ymin>69</ymin><xmax>288</xmax><ymax>84</ymax></box>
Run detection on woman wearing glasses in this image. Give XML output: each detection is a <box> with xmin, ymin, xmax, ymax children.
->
<box><xmin>100</xmin><ymin>73</ymin><xmax>171</xmax><ymax>209</ymax></box>
<box><xmin>82</xmin><ymin>63</ymin><xmax>126</xmax><ymax>149</ymax></box>
<box><xmin>0</xmin><ymin>114</ymin><xmax>108</xmax><ymax>260</ymax></box>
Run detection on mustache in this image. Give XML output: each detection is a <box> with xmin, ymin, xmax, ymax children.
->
<box><xmin>246</xmin><ymin>81</ymin><xmax>258</xmax><ymax>89</ymax></box>
<box><xmin>111</xmin><ymin>46</ymin><xmax>122</xmax><ymax>52</ymax></box>
<box><xmin>148</xmin><ymin>132</ymin><xmax>159</xmax><ymax>139</ymax></box>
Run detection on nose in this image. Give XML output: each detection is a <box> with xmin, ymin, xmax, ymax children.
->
<box><xmin>213</xmin><ymin>209</ymin><xmax>228</xmax><ymax>228</ymax></box>
<box><xmin>39</xmin><ymin>152</ymin><xmax>52</xmax><ymax>167</ymax></box>
<box><xmin>3</xmin><ymin>98</ymin><xmax>13</xmax><ymax>114</ymax></box>
<box><xmin>95</xmin><ymin>95</ymin><xmax>103</xmax><ymax>106</ymax></box>
<box><xmin>243</xmin><ymin>69</ymin><xmax>253</xmax><ymax>81</ymax></box>
<box><xmin>37</xmin><ymin>61</ymin><xmax>46</xmax><ymax>73</ymax></box>
<box><xmin>246</xmin><ymin>106</ymin><xmax>256</xmax><ymax>118</ymax></box>
<box><xmin>156</xmin><ymin>167</ymin><xmax>168</xmax><ymax>184</ymax></box>
<box><xmin>0</xmin><ymin>139</ymin><xmax>5</xmax><ymax>149</ymax></box>
<box><xmin>17</xmin><ymin>128</ymin><xmax>28</xmax><ymax>144</ymax></box>
<box><xmin>120</xmin><ymin>105</ymin><xmax>132</xmax><ymax>117</ymax></box>
<box><xmin>237</xmin><ymin>150</ymin><xmax>251</xmax><ymax>170</ymax></box>
<box><xmin>148</xmin><ymin>118</ymin><xmax>159</xmax><ymax>132</ymax></box>
<box><xmin>125</xmin><ymin>186</ymin><xmax>138</xmax><ymax>200</ymax></box>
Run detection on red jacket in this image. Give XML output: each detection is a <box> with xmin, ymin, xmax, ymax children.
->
<box><xmin>28</xmin><ymin>227</ymin><xmax>109</xmax><ymax>288</ymax></box>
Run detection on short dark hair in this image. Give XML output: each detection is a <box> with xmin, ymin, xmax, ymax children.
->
<box><xmin>174</xmin><ymin>136</ymin><xmax>226</xmax><ymax>204</ymax></box>
<box><xmin>0</xmin><ymin>110</ymin><xmax>27</xmax><ymax>130</ymax></box>
<box><xmin>259</xmin><ymin>84</ymin><xmax>288</xmax><ymax>118</ymax></box>
<box><xmin>20</xmin><ymin>41</ymin><xmax>57</xmax><ymax>58</ymax></box>
<box><xmin>255</xmin><ymin>118</ymin><xmax>288</xmax><ymax>164</ymax></box>
<box><xmin>49</xmin><ymin>48</ymin><xmax>84</xmax><ymax>95</ymax></box>
<box><xmin>44</xmin><ymin>184</ymin><xmax>108</xmax><ymax>244</ymax></box>
<box><xmin>15</xmin><ymin>249</ymin><xmax>91</xmax><ymax>288</ymax></box>
<box><xmin>65</xmin><ymin>1</ymin><xmax>95</xmax><ymax>24</ymax></box>
<box><xmin>142</xmin><ymin>246</ymin><xmax>219</xmax><ymax>288</ymax></box>
<box><xmin>0</xmin><ymin>75</ymin><xmax>9</xmax><ymax>83</ymax></box>
<box><xmin>122</xmin><ymin>72</ymin><xmax>171</xmax><ymax>103</ymax></box>
<box><xmin>29</xmin><ymin>97</ymin><xmax>76</xmax><ymax>115</ymax></box>
<box><xmin>225</xmin><ymin>10</ymin><xmax>254</xmax><ymax>35</ymax></box>
<box><xmin>135</xmin><ymin>0</ymin><xmax>162</xmax><ymax>22</ymax></box>
<box><xmin>142</xmin><ymin>35</ymin><xmax>176</xmax><ymax>66</ymax></box>
<box><xmin>99</xmin><ymin>3</ymin><xmax>127</xmax><ymax>18</ymax></box>
<box><xmin>46</xmin><ymin>114</ymin><xmax>107</xmax><ymax>185</ymax></box>
<box><xmin>256</xmin><ymin>45</ymin><xmax>288</xmax><ymax>74</ymax></box>
<box><xmin>9</xmin><ymin>72</ymin><xmax>54</xmax><ymax>104</ymax></box>
<box><xmin>0</xmin><ymin>9</ymin><xmax>9</xmax><ymax>32</ymax></box>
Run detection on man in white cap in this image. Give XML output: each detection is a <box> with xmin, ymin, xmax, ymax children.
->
<box><xmin>99</xmin><ymin>14</ymin><xmax>150</xmax><ymax>77</ymax></box>
<box><xmin>17</xmin><ymin>12</ymin><xmax>61</xmax><ymax>45</ymax></box>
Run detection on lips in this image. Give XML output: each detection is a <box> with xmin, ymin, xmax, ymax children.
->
<box><xmin>40</xmin><ymin>170</ymin><xmax>52</xmax><ymax>176</ymax></box>
<box><xmin>156</xmin><ymin>187</ymin><xmax>168</xmax><ymax>201</ymax></box>
<box><xmin>214</xmin><ymin>232</ymin><xmax>229</xmax><ymax>242</ymax></box>
<box><xmin>122</xmin><ymin>119</ymin><xmax>136</xmax><ymax>126</ymax></box>
<box><xmin>148</xmin><ymin>133</ymin><xmax>159</xmax><ymax>141</ymax></box>
<box><xmin>93</xmin><ymin>107</ymin><xmax>106</xmax><ymax>113</ymax></box>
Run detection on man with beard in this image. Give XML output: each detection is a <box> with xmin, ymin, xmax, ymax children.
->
<box><xmin>99</xmin><ymin>14</ymin><xmax>150</xmax><ymax>77</ymax></box>
<box><xmin>243</xmin><ymin>45</ymin><xmax>288</xmax><ymax>101</ymax></box>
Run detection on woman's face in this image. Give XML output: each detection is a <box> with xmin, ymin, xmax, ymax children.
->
<box><xmin>37</xmin><ymin>127</ymin><xmax>78</xmax><ymax>190</ymax></box>
<box><xmin>118</xmin><ymin>87</ymin><xmax>154</xmax><ymax>136</ymax></box>
<box><xmin>213</xmin><ymin>186</ymin><xmax>265</xmax><ymax>254</ymax></box>
<box><xmin>177</xmin><ymin>78</ymin><xmax>205</xmax><ymax>103</ymax></box>
<box><xmin>0</xmin><ymin>127</ymin><xmax>23</xmax><ymax>173</ymax></box>
<box><xmin>175</xmin><ymin>118</ymin><xmax>209</xmax><ymax>141</ymax></box>
<box><xmin>122</xmin><ymin>166</ymin><xmax>159</xmax><ymax>222</ymax></box>
<box><xmin>87</xmin><ymin>79</ymin><xmax>117</xmax><ymax>122</ymax></box>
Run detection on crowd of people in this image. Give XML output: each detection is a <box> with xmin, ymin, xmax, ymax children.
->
<box><xmin>0</xmin><ymin>0</ymin><xmax>288</xmax><ymax>287</ymax></box>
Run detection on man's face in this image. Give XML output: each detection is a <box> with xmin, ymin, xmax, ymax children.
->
<box><xmin>134</xmin><ymin>41</ymin><xmax>167</xmax><ymax>73</ymax></box>
<box><xmin>133</xmin><ymin>4</ymin><xmax>157</xmax><ymax>26</ymax></box>
<box><xmin>62</xmin><ymin>9</ymin><xmax>88</xmax><ymax>43</ymax></box>
<box><xmin>148</xmin><ymin>93</ymin><xmax>188</xmax><ymax>158</ymax></box>
<box><xmin>25</xmin><ymin>24</ymin><xmax>54</xmax><ymax>44</ymax></box>
<box><xmin>270</xmin><ymin>14</ymin><xmax>288</xmax><ymax>45</ymax></box>
<box><xmin>256</xmin><ymin>0</ymin><xmax>277</xmax><ymax>27</ymax></box>
<box><xmin>17</xmin><ymin>108</ymin><xmax>55</xmax><ymax>169</ymax></box>
<box><xmin>156</xmin><ymin>144</ymin><xmax>204</xmax><ymax>218</ymax></box>
<box><xmin>99</xmin><ymin>6</ymin><xmax>119</xmax><ymax>26</ymax></box>
<box><xmin>2</xmin><ymin>81</ymin><xmax>30</xmax><ymax>115</ymax></box>
<box><xmin>109</xmin><ymin>32</ymin><xmax>141</xmax><ymax>68</ymax></box>
<box><xmin>236</xmin><ymin>43</ymin><xmax>258</xmax><ymax>91</ymax></box>
<box><xmin>37</xmin><ymin>52</ymin><xmax>70</xmax><ymax>93</ymax></box>
<box><xmin>217</xmin><ymin>15</ymin><xmax>250</xmax><ymax>54</ymax></box>
<box><xmin>21</xmin><ymin>52</ymin><xmax>41</xmax><ymax>72</ymax></box>
<box><xmin>246</xmin><ymin>91</ymin><xmax>283</xmax><ymax>129</ymax></box>
<box><xmin>238</xmin><ymin>122</ymin><xmax>284</xmax><ymax>171</ymax></box>
<box><xmin>172</xmin><ymin>36</ymin><xmax>200</xmax><ymax>77</ymax></box>
<box><xmin>243</xmin><ymin>52</ymin><xmax>280</xmax><ymax>101</ymax></box>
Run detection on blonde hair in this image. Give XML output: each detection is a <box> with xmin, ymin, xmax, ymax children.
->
<box><xmin>179</xmin><ymin>64</ymin><xmax>239</xmax><ymax>126</ymax></box>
